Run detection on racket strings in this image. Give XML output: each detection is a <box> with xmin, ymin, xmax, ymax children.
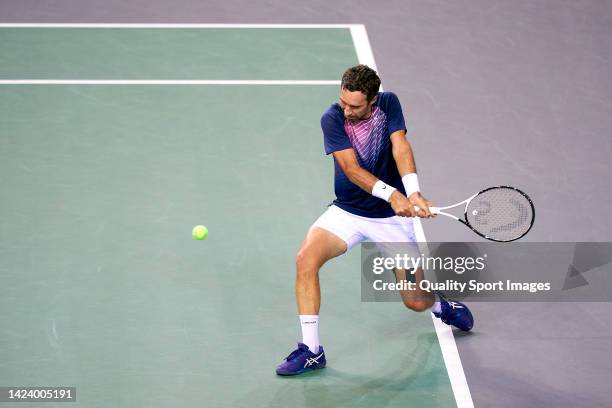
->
<box><xmin>465</xmin><ymin>188</ymin><xmax>534</xmax><ymax>241</ymax></box>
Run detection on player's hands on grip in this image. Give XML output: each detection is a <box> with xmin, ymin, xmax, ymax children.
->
<box><xmin>389</xmin><ymin>191</ymin><xmax>434</xmax><ymax>218</ymax></box>
<box><xmin>409</xmin><ymin>192</ymin><xmax>434</xmax><ymax>218</ymax></box>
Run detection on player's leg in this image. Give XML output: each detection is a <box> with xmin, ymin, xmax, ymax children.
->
<box><xmin>295</xmin><ymin>226</ymin><xmax>347</xmax><ymax>316</ymax></box>
<box><xmin>276</xmin><ymin>206</ymin><xmax>364</xmax><ymax>376</ymax></box>
<box><xmin>364</xmin><ymin>220</ymin><xmax>435</xmax><ymax>311</ymax></box>
<box><xmin>393</xmin><ymin>267</ymin><xmax>434</xmax><ymax>312</ymax></box>
<box><xmin>364</xmin><ymin>216</ymin><xmax>474</xmax><ymax>331</ymax></box>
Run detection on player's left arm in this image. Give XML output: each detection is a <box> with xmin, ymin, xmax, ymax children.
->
<box><xmin>390</xmin><ymin>130</ymin><xmax>433</xmax><ymax>217</ymax></box>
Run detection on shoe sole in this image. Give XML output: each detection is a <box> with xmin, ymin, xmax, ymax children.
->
<box><xmin>276</xmin><ymin>364</ymin><xmax>326</xmax><ymax>376</ymax></box>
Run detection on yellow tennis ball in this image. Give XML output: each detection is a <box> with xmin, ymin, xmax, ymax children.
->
<box><xmin>192</xmin><ymin>225</ymin><xmax>208</xmax><ymax>240</ymax></box>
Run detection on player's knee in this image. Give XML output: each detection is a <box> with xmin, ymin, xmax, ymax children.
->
<box><xmin>403</xmin><ymin>299</ymin><xmax>431</xmax><ymax>312</ymax></box>
<box><xmin>295</xmin><ymin>248</ymin><xmax>321</xmax><ymax>276</ymax></box>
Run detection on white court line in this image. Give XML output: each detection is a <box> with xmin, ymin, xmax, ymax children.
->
<box><xmin>0</xmin><ymin>23</ymin><xmax>359</xmax><ymax>28</ymax></box>
<box><xmin>0</xmin><ymin>80</ymin><xmax>341</xmax><ymax>85</ymax></box>
<box><xmin>432</xmin><ymin>315</ymin><xmax>475</xmax><ymax>407</ymax></box>
<box><xmin>349</xmin><ymin>24</ymin><xmax>475</xmax><ymax>408</ymax></box>
<box><xmin>349</xmin><ymin>26</ymin><xmax>377</xmax><ymax>72</ymax></box>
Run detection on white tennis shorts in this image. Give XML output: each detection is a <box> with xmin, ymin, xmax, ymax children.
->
<box><xmin>311</xmin><ymin>205</ymin><xmax>420</xmax><ymax>256</ymax></box>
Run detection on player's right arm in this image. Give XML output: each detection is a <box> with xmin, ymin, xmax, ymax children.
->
<box><xmin>332</xmin><ymin>148</ymin><xmax>418</xmax><ymax>217</ymax></box>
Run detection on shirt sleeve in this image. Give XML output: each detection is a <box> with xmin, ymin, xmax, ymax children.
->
<box><xmin>321</xmin><ymin>108</ymin><xmax>353</xmax><ymax>155</ymax></box>
<box><xmin>380</xmin><ymin>92</ymin><xmax>407</xmax><ymax>135</ymax></box>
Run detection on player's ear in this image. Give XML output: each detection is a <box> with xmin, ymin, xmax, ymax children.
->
<box><xmin>369</xmin><ymin>95</ymin><xmax>377</xmax><ymax>106</ymax></box>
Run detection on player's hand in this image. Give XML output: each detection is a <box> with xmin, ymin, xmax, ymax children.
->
<box><xmin>388</xmin><ymin>191</ymin><xmax>419</xmax><ymax>217</ymax></box>
<box><xmin>408</xmin><ymin>192</ymin><xmax>434</xmax><ymax>218</ymax></box>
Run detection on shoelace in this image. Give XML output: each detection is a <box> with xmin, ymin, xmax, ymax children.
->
<box><xmin>285</xmin><ymin>345</ymin><xmax>308</xmax><ymax>361</ymax></box>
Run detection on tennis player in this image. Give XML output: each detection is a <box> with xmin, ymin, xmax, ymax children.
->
<box><xmin>276</xmin><ymin>65</ymin><xmax>473</xmax><ymax>376</ymax></box>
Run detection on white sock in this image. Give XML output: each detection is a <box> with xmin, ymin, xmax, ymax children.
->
<box><xmin>431</xmin><ymin>293</ymin><xmax>442</xmax><ymax>314</ymax></box>
<box><xmin>299</xmin><ymin>315</ymin><xmax>320</xmax><ymax>353</ymax></box>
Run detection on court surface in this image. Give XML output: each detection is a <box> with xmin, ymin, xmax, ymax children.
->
<box><xmin>1</xmin><ymin>26</ymin><xmax>462</xmax><ymax>407</ymax></box>
<box><xmin>2</xmin><ymin>1</ymin><xmax>612</xmax><ymax>405</ymax></box>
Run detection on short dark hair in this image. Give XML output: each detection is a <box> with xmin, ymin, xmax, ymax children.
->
<box><xmin>341</xmin><ymin>65</ymin><xmax>381</xmax><ymax>102</ymax></box>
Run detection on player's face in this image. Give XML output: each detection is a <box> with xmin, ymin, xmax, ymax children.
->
<box><xmin>339</xmin><ymin>88</ymin><xmax>376</xmax><ymax>123</ymax></box>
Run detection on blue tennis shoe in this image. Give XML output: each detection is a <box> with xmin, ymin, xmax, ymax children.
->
<box><xmin>433</xmin><ymin>292</ymin><xmax>474</xmax><ymax>331</ymax></box>
<box><xmin>276</xmin><ymin>343</ymin><xmax>326</xmax><ymax>376</ymax></box>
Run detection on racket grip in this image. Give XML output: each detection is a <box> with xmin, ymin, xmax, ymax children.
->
<box><xmin>413</xmin><ymin>206</ymin><xmax>440</xmax><ymax>214</ymax></box>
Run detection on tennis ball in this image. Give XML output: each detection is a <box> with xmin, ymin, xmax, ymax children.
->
<box><xmin>192</xmin><ymin>225</ymin><xmax>208</xmax><ymax>240</ymax></box>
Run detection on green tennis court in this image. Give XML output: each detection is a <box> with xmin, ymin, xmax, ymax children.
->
<box><xmin>0</xmin><ymin>26</ymin><xmax>457</xmax><ymax>407</ymax></box>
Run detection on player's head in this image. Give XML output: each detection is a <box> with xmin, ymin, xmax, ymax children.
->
<box><xmin>340</xmin><ymin>65</ymin><xmax>381</xmax><ymax>122</ymax></box>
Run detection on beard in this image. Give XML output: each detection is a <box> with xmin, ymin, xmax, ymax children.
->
<box><xmin>345</xmin><ymin>106</ymin><xmax>372</xmax><ymax>123</ymax></box>
<box><xmin>346</xmin><ymin>113</ymin><xmax>367</xmax><ymax>123</ymax></box>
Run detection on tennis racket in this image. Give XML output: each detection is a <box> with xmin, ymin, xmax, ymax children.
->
<box><xmin>420</xmin><ymin>186</ymin><xmax>535</xmax><ymax>242</ymax></box>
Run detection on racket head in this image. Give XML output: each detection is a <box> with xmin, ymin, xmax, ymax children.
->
<box><xmin>463</xmin><ymin>186</ymin><xmax>535</xmax><ymax>242</ymax></box>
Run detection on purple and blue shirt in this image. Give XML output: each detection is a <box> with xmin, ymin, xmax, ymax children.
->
<box><xmin>321</xmin><ymin>91</ymin><xmax>407</xmax><ymax>218</ymax></box>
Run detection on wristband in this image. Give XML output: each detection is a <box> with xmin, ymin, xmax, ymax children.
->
<box><xmin>402</xmin><ymin>173</ymin><xmax>420</xmax><ymax>196</ymax></box>
<box><xmin>372</xmin><ymin>180</ymin><xmax>396</xmax><ymax>202</ymax></box>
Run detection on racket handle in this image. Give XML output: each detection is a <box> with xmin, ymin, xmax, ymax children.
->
<box><xmin>413</xmin><ymin>206</ymin><xmax>440</xmax><ymax>214</ymax></box>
